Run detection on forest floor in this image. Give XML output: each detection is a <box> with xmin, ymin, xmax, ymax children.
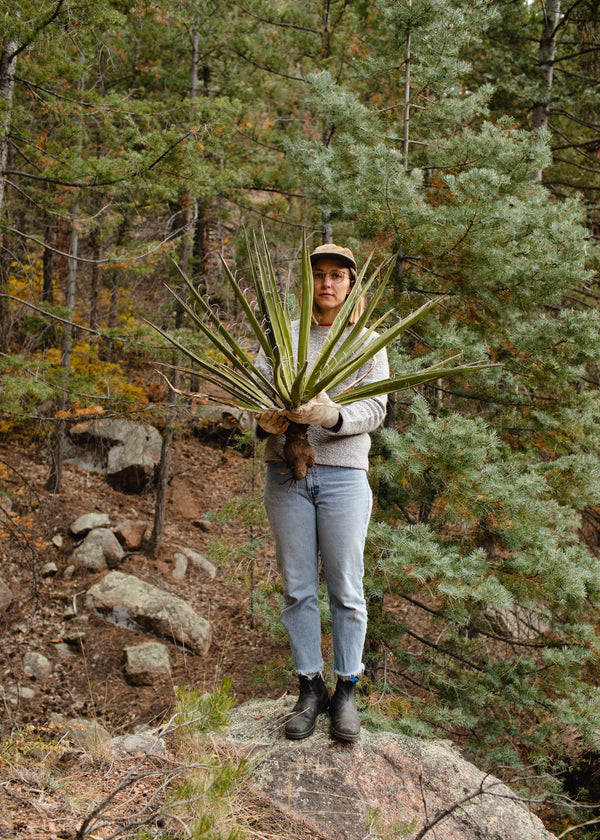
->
<box><xmin>0</xmin><ymin>425</ymin><xmax>301</xmax><ymax>839</ymax></box>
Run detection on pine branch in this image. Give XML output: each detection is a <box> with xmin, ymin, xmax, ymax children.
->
<box><xmin>228</xmin><ymin>46</ymin><xmax>307</xmax><ymax>83</ymax></box>
<box><xmin>6</xmin><ymin>0</ymin><xmax>66</xmax><ymax>62</ymax></box>
<box><xmin>235</xmin><ymin>3</ymin><xmax>319</xmax><ymax>34</ymax></box>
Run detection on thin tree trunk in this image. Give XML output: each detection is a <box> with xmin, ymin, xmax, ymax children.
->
<box><xmin>42</xmin><ymin>219</ymin><xmax>56</xmax><ymax>304</ymax></box>
<box><xmin>89</xmin><ymin>227</ymin><xmax>101</xmax><ymax>330</ymax></box>
<box><xmin>0</xmin><ymin>41</ymin><xmax>17</xmax><ymax>352</ymax></box>
<box><xmin>532</xmin><ymin>0</ymin><xmax>561</xmax><ymax>180</ymax></box>
<box><xmin>403</xmin><ymin>0</ymin><xmax>412</xmax><ymax>172</ymax></box>
<box><xmin>146</xmin><ymin>369</ymin><xmax>181</xmax><ymax>557</ymax></box>
<box><xmin>46</xmin><ymin>219</ymin><xmax>78</xmax><ymax>492</ymax></box>
<box><xmin>0</xmin><ymin>41</ymin><xmax>17</xmax><ymax>216</ymax></box>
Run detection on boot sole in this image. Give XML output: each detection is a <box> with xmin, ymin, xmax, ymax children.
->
<box><xmin>284</xmin><ymin>704</ymin><xmax>329</xmax><ymax>740</ymax></box>
<box><xmin>285</xmin><ymin>724</ymin><xmax>317</xmax><ymax>740</ymax></box>
<box><xmin>330</xmin><ymin>724</ymin><xmax>360</xmax><ymax>743</ymax></box>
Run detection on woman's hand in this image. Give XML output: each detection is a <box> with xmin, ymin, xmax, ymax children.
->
<box><xmin>284</xmin><ymin>391</ymin><xmax>341</xmax><ymax>429</ymax></box>
<box><xmin>255</xmin><ymin>407</ymin><xmax>289</xmax><ymax>435</ymax></box>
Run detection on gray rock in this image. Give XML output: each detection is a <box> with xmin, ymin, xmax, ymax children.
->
<box><xmin>69</xmin><ymin>418</ymin><xmax>162</xmax><ymax>493</ymax></box>
<box><xmin>70</xmin><ymin>512</ymin><xmax>111</xmax><ymax>537</ymax></box>
<box><xmin>65</xmin><ymin>718</ymin><xmax>111</xmax><ymax>753</ymax></box>
<box><xmin>0</xmin><ymin>495</ymin><xmax>12</xmax><ymax>519</ymax></box>
<box><xmin>172</xmin><ymin>552</ymin><xmax>188</xmax><ymax>580</ymax></box>
<box><xmin>41</xmin><ymin>561</ymin><xmax>58</xmax><ymax>577</ymax></box>
<box><xmin>23</xmin><ymin>651</ymin><xmax>52</xmax><ymax>679</ymax></box>
<box><xmin>182</xmin><ymin>548</ymin><xmax>217</xmax><ymax>580</ymax></box>
<box><xmin>0</xmin><ymin>576</ymin><xmax>13</xmax><ymax>612</ymax></box>
<box><xmin>86</xmin><ymin>571</ymin><xmax>211</xmax><ymax>654</ymax></box>
<box><xmin>55</xmin><ymin>643</ymin><xmax>77</xmax><ymax>659</ymax></box>
<box><xmin>52</xmin><ymin>533</ymin><xmax>64</xmax><ymax>548</ymax></box>
<box><xmin>0</xmin><ymin>683</ymin><xmax>36</xmax><ymax>705</ymax></box>
<box><xmin>71</xmin><ymin>528</ymin><xmax>124</xmax><ymax>571</ymax></box>
<box><xmin>123</xmin><ymin>641</ymin><xmax>171</xmax><ymax>685</ymax></box>
<box><xmin>106</xmin><ymin>424</ymin><xmax>161</xmax><ymax>493</ymax></box>
<box><xmin>110</xmin><ymin>731</ymin><xmax>166</xmax><ymax>758</ymax></box>
<box><xmin>220</xmin><ymin>698</ymin><xmax>557</xmax><ymax>840</ymax></box>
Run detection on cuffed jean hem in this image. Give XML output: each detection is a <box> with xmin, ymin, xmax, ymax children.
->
<box><xmin>334</xmin><ymin>666</ymin><xmax>364</xmax><ymax>679</ymax></box>
<box><xmin>264</xmin><ymin>462</ymin><xmax>372</xmax><ymax>677</ymax></box>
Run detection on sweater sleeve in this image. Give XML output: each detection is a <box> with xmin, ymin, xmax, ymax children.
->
<box><xmin>331</xmin><ymin>344</ymin><xmax>389</xmax><ymax>436</ymax></box>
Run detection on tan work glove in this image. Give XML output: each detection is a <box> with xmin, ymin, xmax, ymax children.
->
<box><xmin>255</xmin><ymin>407</ymin><xmax>289</xmax><ymax>435</ymax></box>
<box><xmin>284</xmin><ymin>390</ymin><xmax>341</xmax><ymax>429</ymax></box>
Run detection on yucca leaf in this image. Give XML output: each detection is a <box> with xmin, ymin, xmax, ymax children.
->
<box><xmin>304</xmin><ymin>271</ymin><xmax>395</xmax><ymax>393</ymax></box>
<box><xmin>294</xmin><ymin>231</ymin><xmax>314</xmax><ymax>400</ymax></box>
<box><xmin>302</xmin><ymin>253</ymin><xmax>383</xmax><ymax>394</ymax></box>
<box><xmin>150</xmin><ymin>321</ymin><xmax>278</xmax><ymax>408</ymax></box>
<box><xmin>271</xmin><ymin>343</ymin><xmax>292</xmax><ymax>407</ymax></box>
<box><xmin>156</xmin><ymin>229</ymin><xmax>498</xmax><ymax>417</ymax></box>
<box><xmin>335</xmin><ymin>360</ymin><xmax>497</xmax><ymax>404</ymax></box>
<box><xmin>162</xmin><ymin>282</ymin><xmax>279</xmax><ymax>405</ymax></box>
<box><xmin>311</xmin><ymin>295</ymin><xmax>445</xmax><ymax>396</ymax></box>
<box><xmin>213</xmin><ymin>255</ymin><xmax>276</xmax><ymax>363</ymax></box>
<box><xmin>290</xmin><ymin>359</ymin><xmax>309</xmax><ymax>407</ymax></box>
<box><xmin>251</xmin><ymin>230</ymin><xmax>295</xmax><ymax>390</ymax></box>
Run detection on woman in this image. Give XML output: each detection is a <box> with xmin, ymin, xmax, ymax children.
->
<box><xmin>255</xmin><ymin>243</ymin><xmax>389</xmax><ymax>742</ymax></box>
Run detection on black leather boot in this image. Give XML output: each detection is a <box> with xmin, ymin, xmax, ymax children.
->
<box><xmin>330</xmin><ymin>677</ymin><xmax>361</xmax><ymax>742</ymax></box>
<box><xmin>285</xmin><ymin>674</ymin><xmax>330</xmax><ymax>740</ymax></box>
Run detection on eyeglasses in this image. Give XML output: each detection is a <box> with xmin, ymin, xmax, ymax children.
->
<box><xmin>312</xmin><ymin>270</ymin><xmax>350</xmax><ymax>284</ymax></box>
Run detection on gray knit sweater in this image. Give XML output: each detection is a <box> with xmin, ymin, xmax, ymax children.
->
<box><xmin>255</xmin><ymin>322</ymin><xmax>389</xmax><ymax>471</ymax></box>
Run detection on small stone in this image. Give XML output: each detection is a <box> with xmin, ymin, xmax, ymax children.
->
<box><xmin>182</xmin><ymin>548</ymin><xmax>217</xmax><ymax>580</ymax></box>
<box><xmin>55</xmin><ymin>643</ymin><xmax>76</xmax><ymax>659</ymax></box>
<box><xmin>0</xmin><ymin>496</ymin><xmax>13</xmax><ymax>519</ymax></box>
<box><xmin>41</xmin><ymin>562</ymin><xmax>58</xmax><ymax>577</ymax></box>
<box><xmin>23</xmin><ymin>651</ymin><xmax>53</xmax><ymax>679</ymax></box>
<box><xmin>52</xmin><ymin>534</ymin><xmax>64</xmax><ymax>549</ymax></box>
<box><xmin>123</xmin><ymin>641</ymin><xmax>171</xmax><ymax>685</ymax></box>
<box><xmin>0</xmin><ymin>577</ymin><xmax>13</xmax><ymax>612</ymax></box>
<box><xmin>66</xmin><ymin>718</ymin><xmax>111</xmax><ymax>752</ymax></box>
<box><xmin>110</xmin><ymin>732</ymin><xmax>166</xmax><ymax>758</ymax></box>
<box><xmin>172</xmin><ymin>553</ymin><xmax>188</xmax><ymax>580</ymax></box>
<box><xmin>70</xmin><ymin>512</ymin><xmax>111</xmax><ymax>538</ymax></box>
<box><xmin>62</xmin><ymin>630</ymin><xmax>86</xmax><ymax>650</ymax></box>
<box><xmin>114</xmin><ymin>520</ymin><xmax>148</xmax><ymax>550</ymax></box>
<box><xmin>193</xmin><ymin>518</ymin><xmax>212</xmax><ymax>532</ymax></box>
<box><xmin>71</xmin><ymin>528</ymin><xmax>124</xmax><ymax>571</ymax></box>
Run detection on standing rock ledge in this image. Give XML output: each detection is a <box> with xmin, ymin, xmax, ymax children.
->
<box><xmin>218</xmin><ymin>697</ymin><xmax>557</xmax><ymax>840</ymax></box>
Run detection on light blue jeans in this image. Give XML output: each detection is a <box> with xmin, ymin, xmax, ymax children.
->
<box><xmin>264</xmin><ymin>462</ymin><xmax>372</xmax><ymax>678</ymax></box>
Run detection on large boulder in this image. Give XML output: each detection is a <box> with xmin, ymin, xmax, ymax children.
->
<box><xmin>219</xmin><ymin>698</ymin><xmax>557</xmax><ymax>840</ymax></box>
<box><xmin>69</xmin><ymin>418</ymin><xmax>162</xmax><ymax>493</ymax></box>
<box><xmin>86</xmin><ymin>571</ymin><xmax>211</xmax><ymax>654</ymax></box>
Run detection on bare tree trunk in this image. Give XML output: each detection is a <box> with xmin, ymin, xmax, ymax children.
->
<box><xmin>42</xmin><ymin>219</ymin><xmax>56</xmax><ymax>304</ymax></box>
<box><xmin>532</xmin><ymin>0</ymin><xmax>561</xmax><ymax>180</ymax></box>
<box><xmin>89</xmin><ymin>227</ymin><xmax>101</xmax><ymax>330</ymax></box>
<box><xmin>46</xmin><ymin>219</ymin><xmax>78</xmax><ymax>493</ymax></box>
<box><xmin>402</xmin><ymin>0</ymin><xmax>412</xmax><ymax>173</ymax></box>
<box><xmin>0</xmin><ymin>41</ymin><xmax>17</xmax><ymax>352</ymax></box>
<box><xmin>146</xmin><ymin>369</ymin><xmax>181</xmax><ymax>558</ymax></box>
<box><xmin>0</xmin><ymin>41</ymin><xmax>17</xmax><ymax>215</ymax></box>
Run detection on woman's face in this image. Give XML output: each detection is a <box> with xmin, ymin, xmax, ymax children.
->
<box><xmin>311</xmin><ymin>256</ymin><xmax>352</xmax><ymax>324</ymax></box>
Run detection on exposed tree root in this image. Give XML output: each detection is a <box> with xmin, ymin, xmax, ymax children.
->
<box><xmin>283</xmin><ymin>422</ymin><xmax>315</xmax><ymax>481</ymax></box>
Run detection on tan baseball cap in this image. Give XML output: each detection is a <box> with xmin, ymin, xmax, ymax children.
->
<box><xmin>309</xmin><ymin>243</ymin><xmax>357</xmax><ymax>270</ymax></box>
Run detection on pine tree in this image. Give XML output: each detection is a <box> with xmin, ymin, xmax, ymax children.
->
<box><xmin>281</xmin><ymin>0</ymin><xmax>600</xmax><ymax>786</ymax></box>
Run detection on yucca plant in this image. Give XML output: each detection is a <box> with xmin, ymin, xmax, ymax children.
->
<box><xmin>154</xmin><ymin>230</ymin><xmax>494</xmax><ymax>478</ymax></box>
